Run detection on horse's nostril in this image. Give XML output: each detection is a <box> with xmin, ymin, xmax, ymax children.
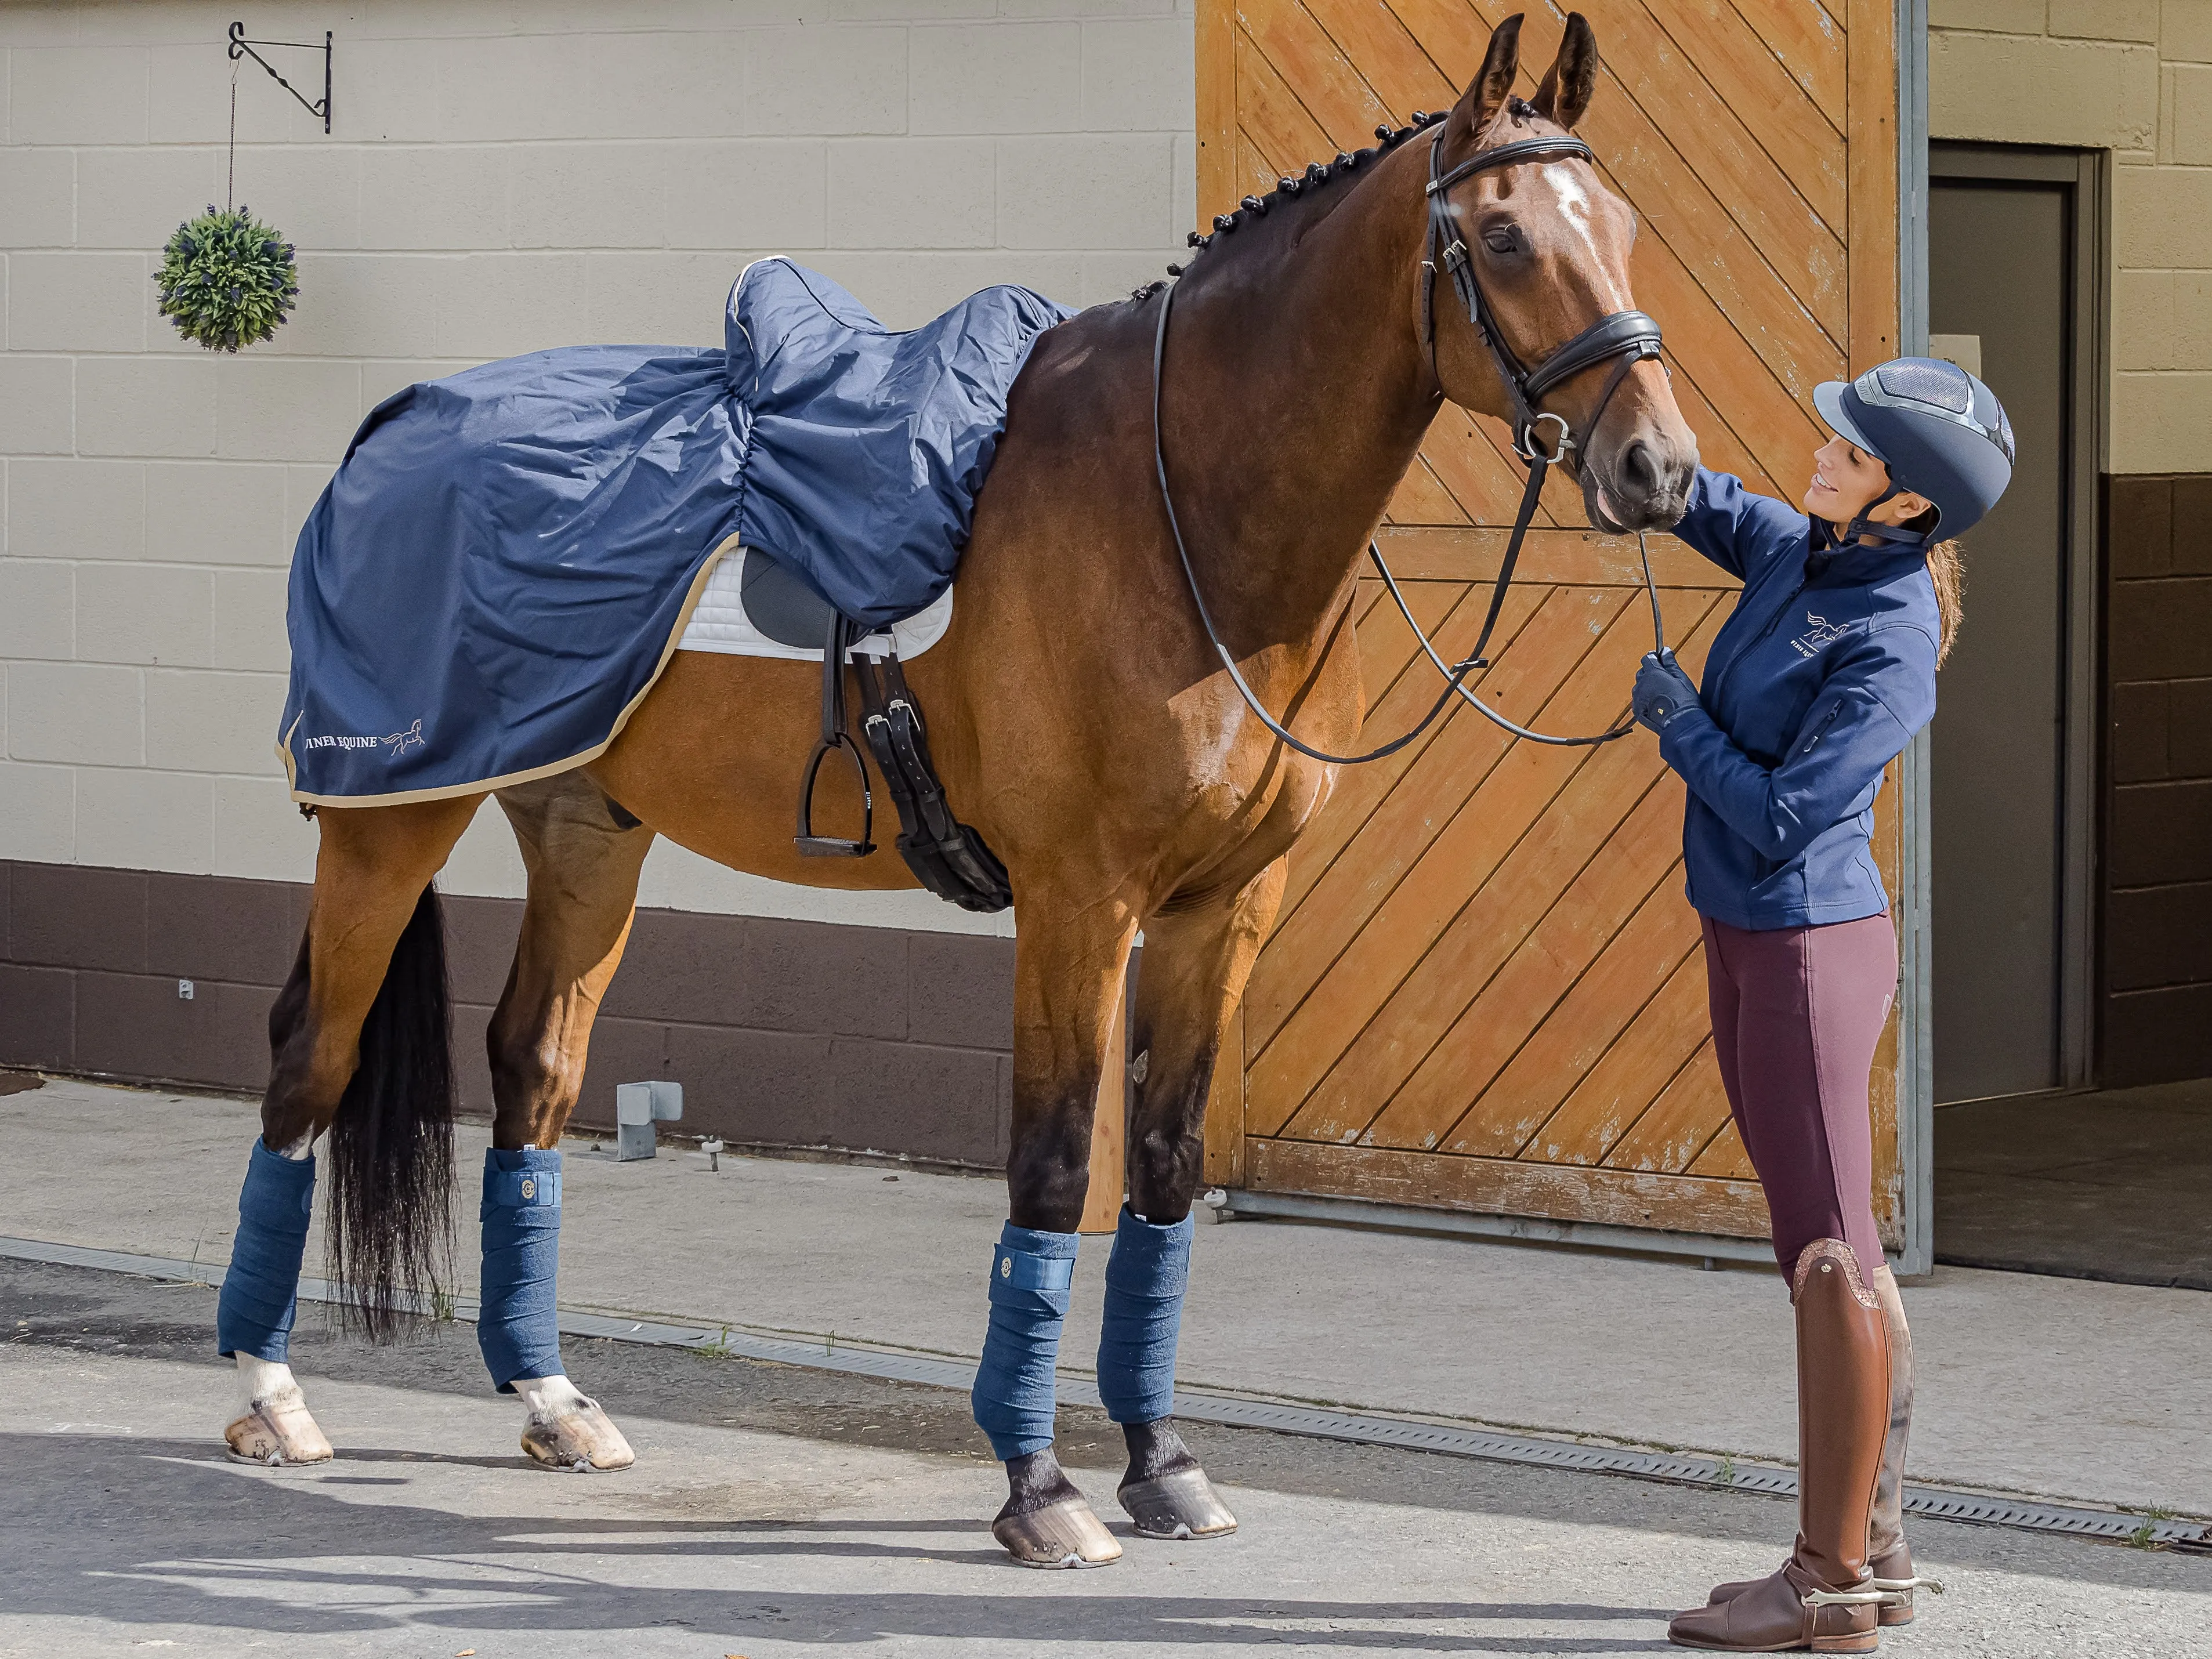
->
<box><xmin>1619</xmin><ymin>438</ymin><xmax>1660</xmax><ymax>496</ymax></box>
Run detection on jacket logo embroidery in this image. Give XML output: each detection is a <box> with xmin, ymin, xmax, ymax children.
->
<box><xmin>381</xmin><ymin>718</ymin><xmax>426</xmax><ymax>756</ymax></box>
<box><xmin>1790</xmin><ymin>611</ymin><xmax>1851</xmax><ymax>659</ymax></box>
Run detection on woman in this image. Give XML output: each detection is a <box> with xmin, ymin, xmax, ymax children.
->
<box><xmin>1631</xmin><ymin>357</ymin><xmax>2013</xmax><ymax>1653</ymax></box>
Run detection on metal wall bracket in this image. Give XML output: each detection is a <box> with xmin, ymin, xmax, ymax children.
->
<box><xmin>229</xmin><ymin>21</ymin><xmax>331</xmax><ymax>133</ymax></box>
<box><xmin>614</xmin><ymin>1081</ymin><xmax>683</xmax><ymax>1161</ymax></box>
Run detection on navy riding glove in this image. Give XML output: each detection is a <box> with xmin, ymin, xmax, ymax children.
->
<box><xmin>1633</xmin><ymin>648</ymin><xmax>1703</xmax><ymax>733</ymax></box>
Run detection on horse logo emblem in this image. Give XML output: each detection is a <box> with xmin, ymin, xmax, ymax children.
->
<box><xmin>382</xmin><ymin>718</ymin><xmax>425</xmax><ymax>756</ymax></box>
<box><xmin>519</xmin><ymin>1176</ymin><xmax>536</xmax><ymax>1201</ymax></box>
<box><xmin>1791</xmin><ymin>612</ymin><xmax>1851</xmax><ymax>658</ymax></box>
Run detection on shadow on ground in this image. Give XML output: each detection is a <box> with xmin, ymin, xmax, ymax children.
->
<box><xmin>3</xmin><ymin>1429</ymin><xmax>1684</xmax><ymax>1652</ymax></box>
<box><xmin>6</xmin><ymin>1255</ymin><xmax>2205</xmax><ymax>1655</ymax></box>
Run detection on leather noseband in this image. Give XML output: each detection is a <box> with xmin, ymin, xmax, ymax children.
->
<box><xmin>1421</xmin><ymin>130</ymin><xmax>1665</xmax><ymax>467</ymax></box>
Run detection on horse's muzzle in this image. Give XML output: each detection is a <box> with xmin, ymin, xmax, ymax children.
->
<box><xmin>1585</xmin><ymin>433</ymin><xmax>1697</xmax><ymax>534</ymax></box>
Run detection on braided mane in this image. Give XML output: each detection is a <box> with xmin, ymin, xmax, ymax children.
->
<box><xmin>1131</xmin><ymin>107</ymin><xmax>1458</xmax><ymax>299</ymax></box>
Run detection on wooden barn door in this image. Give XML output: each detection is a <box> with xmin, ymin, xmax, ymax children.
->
<box><xmin>1199</xmin><ymin>0</ymin><xmax>1907</xmax><ymax>1247</ymax></box>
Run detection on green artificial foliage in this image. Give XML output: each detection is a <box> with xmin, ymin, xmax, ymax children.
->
<box><xmin>155</xmin><ymin>204</ymin><xmax>299</xmax><ymax>352</ymax></box>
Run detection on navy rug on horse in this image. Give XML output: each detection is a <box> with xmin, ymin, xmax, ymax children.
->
<box><xmin>278</xmin><ymin>258</ymin><xmax>1073</xmax><ymax>804</ymax></box>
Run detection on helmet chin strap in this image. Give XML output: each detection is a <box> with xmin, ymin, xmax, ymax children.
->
<box><xmin>1816</xmin><ymin>481</ymin><xmax>1934</xmax><ymax>553</ymax></box>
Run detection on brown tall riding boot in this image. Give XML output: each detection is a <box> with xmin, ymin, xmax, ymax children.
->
<box><xmin>1709</xmin><ymin>1262</ymin><xmax>1939</xmax><ymax>1627</ymax></box>
<box><xmin>1864</xmin><ymin>1262</ymin><xmax>1939</xmax><ymax>1625</ymax></box>
<box><xmin>1668</xmin><ymin>1240</ymin><xmax>1891</xmax><ymax>1653</ymax></box>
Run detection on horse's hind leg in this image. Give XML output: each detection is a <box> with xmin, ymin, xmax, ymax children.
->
<box><xmin>481</xmin><ymin>772</ymin><xmax>654</xmax><ymax>1470</ymax></box>
<box><xmin>1106</xmin><ymin>860</ymin><xmax>1287</xmax><ymax>1541</ymax></box>
<box><xmin>222</xmin><ymin>794</ymin><xmax>482</xmax><ymax>1465</ymax></box>
<box><xmin>978</xmin><ymin>889</ymin><xmax>1140</xmax><ymax>1567</ymax></box>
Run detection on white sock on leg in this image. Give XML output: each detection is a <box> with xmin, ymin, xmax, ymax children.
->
<box><xmin>514</xmin><ymin>1374</ymin><xmax>587</xmax><ymax>1419</ymax></box>
<box><xmin>236</xmin><ymin>1352</ymin><xmax>302</xmax><ymax>1417</ymax></box>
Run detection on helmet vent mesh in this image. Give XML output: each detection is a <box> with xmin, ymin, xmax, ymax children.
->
<box><xmin>1874</xmin><ymin>358</ymin><xmax>1972</xmax><ymax>414</ymax></box>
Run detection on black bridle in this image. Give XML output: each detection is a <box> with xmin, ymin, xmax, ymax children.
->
<box><xmin>1153</xmin><ymin>124</ymin><xmax>1671</xmax><ymax>765</ymax></box>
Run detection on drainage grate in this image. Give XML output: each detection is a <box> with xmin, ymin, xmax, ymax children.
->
<box><xmin>5</xmin><ymin>1233</ymin><xmax>2203</xmax><ymax>1549</ymax></box>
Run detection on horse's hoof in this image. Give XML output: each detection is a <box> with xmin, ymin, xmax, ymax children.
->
<box><xmin>992</xmin><ymin>1496</ymin><xmax>1124</xmax><ymax>1568</ymax></box>
<box><xmin>224</xmin><ymin>1386</ymin><xmax>334</xmax><ymax>1467</ymax></box>
<box><xmin>520</xmin><ymin>1395</ymin><xmax>635</xmax><ymax>1472</ymax></box>
<box><xmin>1118</xmin><ymin>1466</ymin><xmax>1238</xmax><ymax>1540</ymax></box>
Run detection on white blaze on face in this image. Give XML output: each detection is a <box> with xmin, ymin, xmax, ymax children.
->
<box><xmin>1540</xmin><ymin>163</ymin><xmax>1633</xmax><ymax>312</ymax></box>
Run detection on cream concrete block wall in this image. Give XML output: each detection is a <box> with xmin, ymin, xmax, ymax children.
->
<box><xmin>1</xmin><ymin>0</ymin><xmax>1199</xmax><ymax>936</ymax></box>
<box><xmin>1931</xmin><ymin>0</ymin><xmax>2212</xmax><ymax>472</ymax></box>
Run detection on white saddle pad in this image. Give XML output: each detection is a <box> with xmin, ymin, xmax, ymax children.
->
<box><xmin>678</xmin><ymin>548</ymin><xmax>955</xmax><ymax>662</ymax></box>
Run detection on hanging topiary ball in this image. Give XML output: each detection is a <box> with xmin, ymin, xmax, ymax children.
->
<box><xmin>154</xmin><ymin>204</ymin><xmax>299</xmax><ymax>352</ymax></box>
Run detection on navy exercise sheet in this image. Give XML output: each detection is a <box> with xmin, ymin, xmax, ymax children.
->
<box><xmin>279</xmin><ymin>259</ymin><xmax>1074</xmax><ymax>803</ymax></box>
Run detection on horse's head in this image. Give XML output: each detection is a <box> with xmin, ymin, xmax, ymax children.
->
<box><xmin>1424</xmin><ymin>13</ymin><xmax>1697</xmax><ymax>533</ymax></box>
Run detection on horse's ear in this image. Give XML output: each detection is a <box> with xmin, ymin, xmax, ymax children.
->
<box><xmin>1532</xmin><ymin>12</ymin><xmax>1598</xmax><ymax>132</ymax></box>
<box><xmin>1443</xmin><ymin>13</ymin><xmax>1523</xmax><ymax>153</ymax></box>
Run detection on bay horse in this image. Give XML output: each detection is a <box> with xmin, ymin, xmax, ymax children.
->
<box><xmin>218</xmin><ymin>12</ymin><xmax>1696</xmax><ymax>1566</ymax></box>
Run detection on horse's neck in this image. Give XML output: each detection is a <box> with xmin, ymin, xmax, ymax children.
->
<box><xmin>1168</xmin><ymin>145</ymin><xmax>1476</xmax><ymax>658</ymax></box>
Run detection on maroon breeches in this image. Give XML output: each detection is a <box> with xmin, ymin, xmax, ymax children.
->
<box><xmin>1700</xmin><ymin>912</ymin><xmax>1896</xmax><ymax>1277</ymax></box>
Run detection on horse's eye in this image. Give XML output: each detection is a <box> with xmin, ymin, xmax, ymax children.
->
<box><xmin>1482</xmin><ymin>229</ymin><xmax>1520</xmax><ymax>256</ymax></box>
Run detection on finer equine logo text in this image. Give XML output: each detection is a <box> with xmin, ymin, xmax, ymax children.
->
<box><xmin>302</xmin><ymin>718</ymin><xmax>426</xmax><ymax>757</ymax></box>
<box><xmin>1791</xmin><ymin>612</ymin><xmax>1851</xmax><ymax>658</ymax></box>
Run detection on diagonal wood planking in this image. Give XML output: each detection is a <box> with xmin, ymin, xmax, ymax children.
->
<box><xmin>1215</xmin><ymin>0</ymin><xmax>1899</xmax><ymax>1244</ymax></box>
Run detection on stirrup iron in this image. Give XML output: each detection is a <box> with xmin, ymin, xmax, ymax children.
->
<box><xmin>795</xmin><ymin>614</ymin><xmax>875</xmax><ymax>857</ymax></box>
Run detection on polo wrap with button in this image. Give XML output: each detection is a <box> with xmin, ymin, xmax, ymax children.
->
<box><xmin>1095</xmin><ymin>1207</ymin><xmax>1194</xmax><ymax>1425</ymax></box>
<box><xmin>478</xmin><ymin>1146</ymin><xmax>564</xmax><ymax>1392</ymax></box>
<box><xmin>216</xmin><ymin>1138</ymin><xmax>318</xmax><ymax>1362</ymax></box>
<box><xmin>970</xmin><ymin>1222</ymin><xmax>1079</xmax><ymax>1460</ymax></box>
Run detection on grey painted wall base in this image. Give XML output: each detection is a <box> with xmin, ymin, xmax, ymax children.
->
<box><xmin>0</xmin><ymin>859</ymin><xmax>1017</xmax><ymax>1169</ymax></box>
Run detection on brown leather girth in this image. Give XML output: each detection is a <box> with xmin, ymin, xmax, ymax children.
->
<box><xmin>849</xmin><ymin>647</ymin><xmax>1012</xmax><ymax>914</ymax></box>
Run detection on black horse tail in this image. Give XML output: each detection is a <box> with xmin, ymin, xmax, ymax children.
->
<box><xmin>327</xmin><ymin>883</ymin><xmax>455</xmax><ymax>1340</ymax></box>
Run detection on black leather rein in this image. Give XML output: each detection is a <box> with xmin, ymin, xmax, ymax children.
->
<box><xmin>1152</xmin><ymin>126</ymin><xmax>1670</xmax><ymax>766</ymax></box>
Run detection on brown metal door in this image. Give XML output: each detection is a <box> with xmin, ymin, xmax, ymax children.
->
<box><xmin>1200</xmin><ymin>0</ymin><xmax>1907</xmax><ymax>1245</ymax></box>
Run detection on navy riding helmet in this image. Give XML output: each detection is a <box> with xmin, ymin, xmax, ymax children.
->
<box><xmin>1812</xmin><ymin>356</ymin><xmax>2015</xmax><ymax>546</ymax></box>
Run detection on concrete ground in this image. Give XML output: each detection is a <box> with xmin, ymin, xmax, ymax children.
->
<box><xmin>1936</xmin><ymin>1078</ymin><xmax>2212</xmax><ymax>1291</ymax></box>
<box><xmin>5</xmin><ymin>1258</ymin><xmax>2207</xmax><ymax>1658</ymax></box>
<box><xmin>5</xmin><ymin>1077</ymin><xmax>2209</xmax><ymax>1523</ymax></box>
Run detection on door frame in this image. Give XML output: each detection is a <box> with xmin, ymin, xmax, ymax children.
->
<box><xmin>1895</xmin><ymin>0</ymin><xmax>1932</xmax><ymax>1275</ymax></box>
<box><xmin>1922</xmin><ymin>140</ymin><xmax>2107</xmax><ymax>1114</ymax></box>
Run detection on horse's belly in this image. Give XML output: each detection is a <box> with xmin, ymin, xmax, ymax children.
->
<box><xmin>590</xmin><ymin>653</ymin><xmax>925</xmax><ymax>894</ymax></box>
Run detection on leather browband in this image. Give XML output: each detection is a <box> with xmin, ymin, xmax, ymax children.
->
<box><xmin>1427</xmin><ymin>133</ymin><xmax>1596</xmax><ymax>196</ymax></box>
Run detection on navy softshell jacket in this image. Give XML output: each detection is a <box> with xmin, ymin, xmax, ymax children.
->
<box><xmin>1659</xmin><ymin>468</ymin><xmax>1941</xmax><ymax>931</ymax></box>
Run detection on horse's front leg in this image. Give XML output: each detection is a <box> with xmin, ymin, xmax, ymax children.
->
<box><xmin>480</xmin><ymin>775</ymin><xmax>654</xmax><ymax>1471</ymax></box>
<box><xmin>976</xmin><ymin>890</ymin><xmax>1139</xmax><ymax>1567</ymax></box>
<box><xmin>1107</xmin><ymin>860</ymin><xmax>1286</xmax><ymax>1540</ymax></box>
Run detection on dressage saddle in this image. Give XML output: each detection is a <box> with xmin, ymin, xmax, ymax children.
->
<box><xmin>755</xmin><ymin>550</ymin><xmax>1010</xmax><ymax>915</ymax></box>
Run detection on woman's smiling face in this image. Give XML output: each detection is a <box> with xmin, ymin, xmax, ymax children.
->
<box><xmin>1803</xmin><ymin>434</ymin><xmax>1892</xmax><ymax>524</ymax></box>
